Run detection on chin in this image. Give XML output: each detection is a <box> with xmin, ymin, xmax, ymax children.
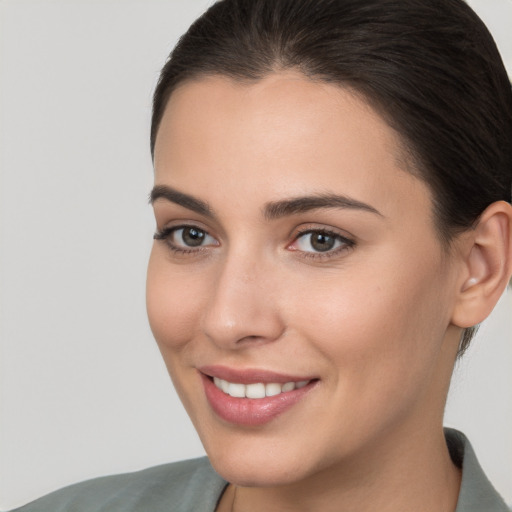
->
<box><xmin>209</xmin><ymin>452</ymin><xmax>310</xmax><ymax>487</ymax></box>
<box><xmin>201</xmin><ymin>431</ymin><xmax>322</xmax><ymax>487</ymax></box>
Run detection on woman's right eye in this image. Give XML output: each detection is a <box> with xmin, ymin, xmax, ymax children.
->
<box><xmin>154</xmin><ymin>226</ymin><xmax>218</xmax><ymax>251</ymax></box>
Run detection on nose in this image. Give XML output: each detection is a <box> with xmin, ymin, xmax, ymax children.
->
<box><xmin>201</xmin><ymin>249</ymin><xmax>286</xmax><ymax>349</ymax></box>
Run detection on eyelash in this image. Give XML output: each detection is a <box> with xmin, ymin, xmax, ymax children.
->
<box><xmin>153</xmin><ymin>225</ymin><xmax>214</xmax><ymax>255</ymax></box>
<box><xmin>290</xmin><ymin>228</ymin><xmax>355</xmax><ymax>260</ymax></box>
<box><xmin>153</xmin><ymin>225</ymin><xmax>356</xmax><ymax>259</ymax></box>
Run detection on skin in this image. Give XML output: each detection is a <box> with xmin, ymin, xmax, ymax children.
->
<box><xmin>147</xmin><ymin>72</ymin><xmax>470</xmax><ymax>512</ymax></box>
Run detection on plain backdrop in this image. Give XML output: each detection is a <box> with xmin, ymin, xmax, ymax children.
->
<box><xmin>0</xmin><ymin>0</ymin><xmax>511</xmax><ymax>509</ymax></box>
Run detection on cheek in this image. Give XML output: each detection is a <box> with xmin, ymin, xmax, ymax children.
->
<box><xmin>282</xmin><ymin>270</ymin><xmax>448</xmax><ymax>445</ymax></box>
<box><xmin>146</xmin><ymin>247</ymin><xmax>207</xmax><ymax>352</ymax></box>
<box><xmin>284</xmin><ymin>255</ymin><xmax>449</xmax><ymax>387</ymax></box>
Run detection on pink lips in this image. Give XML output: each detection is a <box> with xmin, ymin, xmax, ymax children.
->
<box><xmin>199</xmin><ymin>366</ymin><xmax>317</xmax><ymax>426</ymax></box>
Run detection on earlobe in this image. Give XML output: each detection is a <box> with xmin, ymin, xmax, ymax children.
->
<box><xmin>451</xmin><ymin>200</ymin><xmax>512</xmax><ymax>328</ymax></box>
<box><xmin>461</xmin><ymin>277</ymin><xmax>478</xmax><ymax>292</ymax></box>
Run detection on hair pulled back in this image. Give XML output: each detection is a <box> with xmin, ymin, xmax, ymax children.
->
<box><xmin>151</xmin><ymin>0</ymin><xmax>512</xmax><ymax>354</ymax></box>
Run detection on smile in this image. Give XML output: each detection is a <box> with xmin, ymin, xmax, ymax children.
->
<box><xmin>213</xmin><ymin>377</ymin><xmax>310</xmax><ymax>398</ymax></box>
<box><xmin>199</xmin><ymin>368</ymin><xmax>318</xmax><ymax>426</ymax></box>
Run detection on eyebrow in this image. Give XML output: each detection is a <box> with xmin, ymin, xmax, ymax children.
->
<box><xmin>149</xmin><ymin>185</ymin><xmax>382</xmax><ymax>220</ymax></box>
<box><xmin>263</xmin><ymin>194</ymin><xmax>383</xmax><ymax>220</ymax></box>
<box><xmin>150</xmin><ymin>185</ymin><xmax>214</xmax><ymax>218</ymax></box>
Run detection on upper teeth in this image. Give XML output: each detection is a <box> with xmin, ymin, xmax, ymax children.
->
<box><xmin>213</xmin><ymin>377</ymin><xmax>309</xmax><ymax>399</ymax></box>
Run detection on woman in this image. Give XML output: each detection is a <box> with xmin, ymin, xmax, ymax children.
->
<box><xmin>11</xmin><ymin>0</ymin><xmax>512</xmax><ymax>511</ymax></box>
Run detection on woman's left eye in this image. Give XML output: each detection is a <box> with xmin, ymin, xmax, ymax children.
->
<box><xmin>291</xmin><ymin>230</ymin><xmax>354</xmax><ymax>255</ymax></box>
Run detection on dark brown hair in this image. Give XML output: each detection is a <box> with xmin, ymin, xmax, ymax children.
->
<box><xmin>151</xmin><ymin>0</ymin><xmax>512</xmax><ymax>355</ymax></box>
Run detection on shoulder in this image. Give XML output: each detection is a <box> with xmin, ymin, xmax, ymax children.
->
<box><xmin>9</xmin><ymin>457</ymin><xmax>227</xmax><ymax>512</ymax></box>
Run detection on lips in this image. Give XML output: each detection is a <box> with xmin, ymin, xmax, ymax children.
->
<box><xmin>199</xmin><ymin>366</ymin><xmax>318</xmax><ymax>426</ymax></box>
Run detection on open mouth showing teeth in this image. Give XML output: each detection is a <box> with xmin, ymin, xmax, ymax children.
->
<box><xmin>212</xmin><ymin>377</ymin><xmax>311</xmax><ymax>399</ymax></box>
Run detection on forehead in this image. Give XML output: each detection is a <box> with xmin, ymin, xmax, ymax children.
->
<box><xmin>155</xmin><ymin>71</ymin><xmax>402</xmax><ymax>164</ymax></box>
<box><xmin>153</xmin><ymin>72</ymin><xmax>432</xmax><ymax>224</ymax></box>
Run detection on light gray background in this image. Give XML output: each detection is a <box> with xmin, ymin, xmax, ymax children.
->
<box><xmin>0</xmin><ymin>0</ymin><xmax>511</xmax><ymax>509</ymax></box>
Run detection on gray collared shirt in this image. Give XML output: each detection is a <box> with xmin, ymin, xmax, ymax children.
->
<box><xmin>8</xmin><ymin>429</ymin><xmax>509</xmax><ymax>512</ymax></box>
<box><xmin>447</xmin><ymin>429</ymin><xmax>510</xmax><ymax>512</ymax></box>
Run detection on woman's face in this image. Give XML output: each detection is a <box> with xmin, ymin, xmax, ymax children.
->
<box><xmin>147</xmin><ymin>73</ymin><xmax>463</xmax><ymax>486</ymax></box>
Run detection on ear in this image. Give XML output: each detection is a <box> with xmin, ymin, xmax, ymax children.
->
<box><xmin>451</xmin><ymin>200</ymin><xmax>512</xmax><ymax>328</ymax></box>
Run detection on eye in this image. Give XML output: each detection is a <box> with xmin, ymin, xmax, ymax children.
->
<box><xmin>154</xmin><ymin>225</ymin><xmax>218</xmax><ymax>251</ymax></box>
<box><xmin>173</xmin><ymin>227</ymin><xmax>215</xmax><ymax>247</ymax></box>
<box><xmin>290</xmin><ymin>229</ymin><xmax>354</xmax><ymax>255</ymax></box>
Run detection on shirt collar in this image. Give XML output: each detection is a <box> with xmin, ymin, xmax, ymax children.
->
<box><xmin>445</xmin><ymin>428</ymin><xmax>509</xmax><ymax>512</ymax></box>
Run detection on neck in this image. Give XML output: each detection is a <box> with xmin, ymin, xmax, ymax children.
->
<box><xmin>223</xmin><ymin>426</ymin><xmax>461</xmax><ymax>512</ymax></box>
